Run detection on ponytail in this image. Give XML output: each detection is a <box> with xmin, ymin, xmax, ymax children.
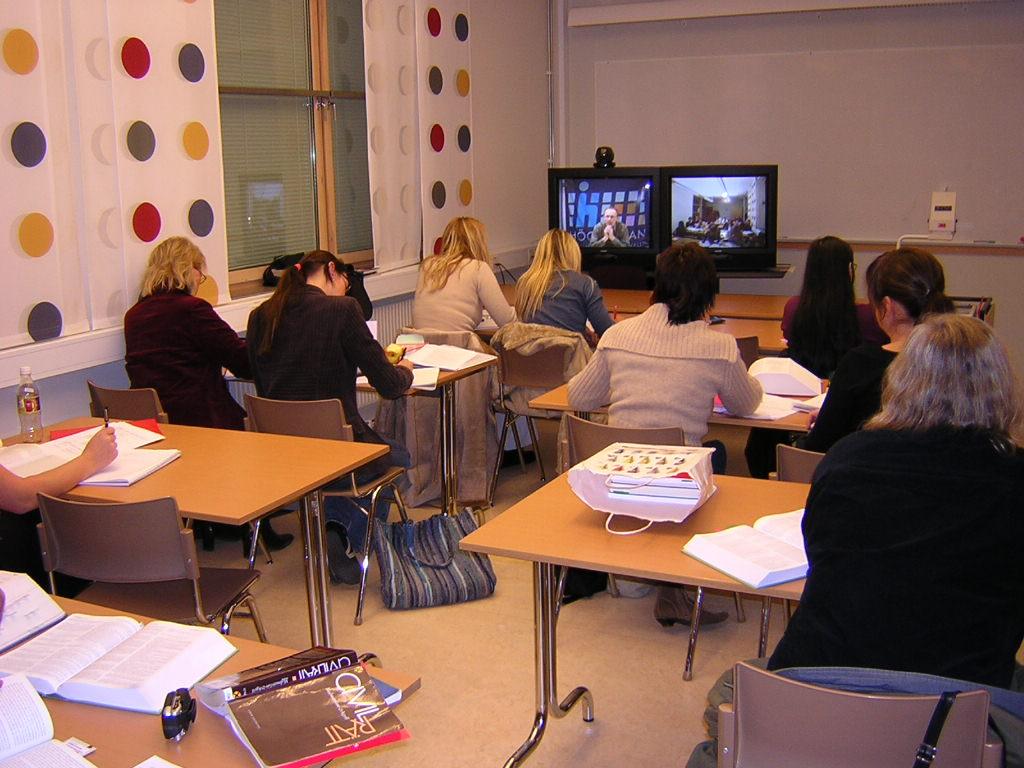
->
<box><xmin>254</xmin><ymin>250</ymin><xmax>343</xmax><ymax>355</ymax></box>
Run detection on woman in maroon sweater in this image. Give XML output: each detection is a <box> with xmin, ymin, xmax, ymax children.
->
<box><xmin>124</xmin><ymin>237</ymin><xmax>250</xmax><ymax>430</ymax></box>
<box><xmin>124</xmin><ymin>237</ymin><xmax>291</xmax><ymax>550</ymax></box>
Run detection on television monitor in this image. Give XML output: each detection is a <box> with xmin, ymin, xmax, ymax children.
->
<box><xmin>548</xmin><ymin>167</ymin><xmax>660</xmax><ymax>261</ymax></box>
<box><xmin>661</xmin><ymin>165</ymin><xmax>778</xmax><ymax>272</ymax></box>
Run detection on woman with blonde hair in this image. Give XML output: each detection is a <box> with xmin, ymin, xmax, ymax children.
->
<box><xmin>124</xmin><ymin>236</ymin><xmax>250</xmax><ymax>431</ymax></box>
<box><xmin>515</xmin><ymin>228</ymin><xmax>612</xmax><ymax>337</ymax></box>
<box><xmin>412</xmin><ymin>217</ymin><xmax>515</xmax><ymax>332</ymax></box>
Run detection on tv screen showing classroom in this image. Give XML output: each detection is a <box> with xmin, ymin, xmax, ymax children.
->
<box><xmin>555</xmin><ymin>176</ymin><xmax>653</xmax><ymax>250</ymax></box>
<box><xmin>668</xmin><ymin>174</ymin><xmax>768</xmax><ymax>250</ymax></box>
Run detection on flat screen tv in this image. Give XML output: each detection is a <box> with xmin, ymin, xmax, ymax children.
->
<box><xmin>661</xmin><ymin>165</ymin><xmax>778</xmax><ymax>272</ymax></box>
<box><xmin>548</xmin><ymin>167</ymin><xmax>660</xmax><ymax>262</ymax></box>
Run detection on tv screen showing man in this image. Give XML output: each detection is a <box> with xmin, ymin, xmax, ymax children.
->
<box><xmin>553</xmin><ymin>175</ymin><xmax>652</xmax><ymax>250</ymax></box>
<box><xmin>590</xmin><ymin>207</ymin><xmax>630</xmax><ymax>248</ymax></box>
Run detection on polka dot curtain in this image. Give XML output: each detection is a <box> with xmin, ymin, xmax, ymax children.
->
<box><xmin>362</xmin><ymin>1</ymin><xmax>473</xmax><ymax>268</ymax></box>
<box><xmin>1</xmin><ymin>1</ymin><xmax>228</xmax><ymax>350</ymax></box>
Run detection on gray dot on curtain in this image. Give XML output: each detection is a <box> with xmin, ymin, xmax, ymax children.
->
<box><xmin>126</xmin><ymin>121</ymin><xmax>156</xmax><ymax>161</ymax></box>
<box><xmin>28</xmin><ymin>302</ymin><xmax>62</xmax><ymax>341</ymax></box>
<box><xmin>428</xmin><ymin>66</ymin><xmax>443</xmax><ymax>95</ymax></box>
<box><xmin>431</xmin><ymin>181</ymin><xmax>446</xmax><ymax>209</ymax></box>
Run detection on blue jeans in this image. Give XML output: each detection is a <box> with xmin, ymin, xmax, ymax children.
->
<box><xmin>323</xmin><ymin>435</ymin><xmax>411</xmax><ymax>555</ymax></box>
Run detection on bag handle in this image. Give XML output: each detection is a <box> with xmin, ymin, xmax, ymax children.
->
<box><xmin>401</xmin><ymin>518</ymin><xmax>457</xmax><ymax>568</ymax></box>
<box><xmin>605</xmin><ymin>514</ymin><xmax>653</xmax><ymax>536</ymax></box>
<box><xmin>912</xmin><ymin>691</ymin><xmax>959</xmax><ymax>768</ymax></box>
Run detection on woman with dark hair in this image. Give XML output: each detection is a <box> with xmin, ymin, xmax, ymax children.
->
<box><xmin>568</xmin><ymin>242</ymin><xmax>763</xmax><ymax>626</ymax></box>
<box><xmin>798</xmin><ymin>246</ymin><xmax>953</xmax><ymax>453</ymax></box>
<box><xmin>783</xmin><ymin>235</ymin><xmax>886</xmax><ymax>378</ymax></box>
<box><xmin>247</xmin><ymin>250</ymin><xmax>414</xmax><ymax>584</ymax></box>
<box><xmin>745</xmin><ymin>236</ymin><xmax>886</xmax><ymax>477</ymax></box>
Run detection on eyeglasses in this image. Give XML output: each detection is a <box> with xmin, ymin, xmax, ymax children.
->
<box><xmin>194</xmin><ymin>269</ymin><xmax>207</xmax><ymax>286</ymax></box>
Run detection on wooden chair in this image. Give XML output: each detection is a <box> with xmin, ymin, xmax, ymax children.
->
<box><xmin>564</xmin><ymin>415</ymin><xmax>747</xmax><ymax>680</ymax></box>
<box><xmin>35</xmin><ymin>494</ymin><xmax>267</xmax><ymax>642</ymax></box>
<box><xmin>758</xmin><ymin>444</ymin><xmax>825</xmax><ymax>655</ymax></box>
<box><xmin>719</xmin><ymin>661</ymin><xmax>1002</xmax><ymax>767</ymax></box>
<box><xmin>243</xmin><ymin>394</ymin><xmax>409</xmax><ymax>626</ymax></box>
<box><xmin>87</xmin><ymin>380</ymin><xmax>168</xmax><ymax>423</ymax></box>
<box><xmin>490</xmin><ymin>343</ymin><xmax>571</xmax><ymax>494</ymax></box>
<box><xmin>776</xmin><ymin>443</ymin><xmax>826</xmax><ymax>483</ymax></box>
<box><xmin>734</xmin><ymin>335</ymin><xmax>759</xmax><ymax>370</ymax></box>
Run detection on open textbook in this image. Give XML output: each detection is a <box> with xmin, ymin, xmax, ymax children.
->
<box><xmin>0</xmin><ymin>421</ymin><xmax>179</xmax><ymax>487</ymax></box>
<box><xmin>683</xmin><ymin>509</ymin><xmax>807</xmax><ymax>588</ymax></box>
<box><xmin>0</xmin><ymin>674</ymin><xmax>97</xmax><ymax>768</ymax></box>
<box><xmin>0</xmin><ymin>614</ymin><xmax>235</xmax><ymax>713</ymax></box>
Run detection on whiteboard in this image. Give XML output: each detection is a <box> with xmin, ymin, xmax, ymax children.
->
<box><xmin>596</xmin><ymin>43</ymin><xmax>1024</xmax><ymax>245</ymax></box>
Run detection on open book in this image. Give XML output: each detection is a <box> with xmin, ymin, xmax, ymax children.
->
<box><xmin>0</xmin><ymin>571</ymin><xmax>66</xmax><ymax>654</ymax></box>
<box><xmin>225</xmin><ymin>663</ymin><xmax>408</xmax><ymax>767</ymax></box>
<box><xmin>403</xmin><ymin>344</ymin><xmax>495</xmax><ymax>371</ymax></box>
<box><xmin>0</xmin><ymin>422</ymin><xmax>180</xmax><ymax>487</ymax></box>
<box><xmin>748</xmin><ymin>358</ymin><xmax>822</xmax><ymax>397</ymax></box>
<box><xmin>683</xmin><ymin>509</ymin><xmax>807</xmax><ymax>588</ymax></box>
<box><xmin>0</xmin><ymin>674</ymin><xmax>97</xmax><ymax>767</ymax></box>
<box><xmin>0</xmin><ymin>614</ymin><xmax>236</xmax><ymax>713</ymax></box>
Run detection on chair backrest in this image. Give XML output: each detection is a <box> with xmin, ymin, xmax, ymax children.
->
<box><xmin>88</xmin><ymin>380</ymin><xmax>168</xmax><ymax>423</ymax></box>
<box><xmin>36</xmin><ymin>493</ymin><xmax>198</xmax><ymax>583</ymax></box>
<box><xmin>497</xmin><ymin>344</ymin><xmax>571</xmax><ymax>391</ymax></box>
<box><xmin>587</xmin><ymin>263</ymin><xmax>648</xmax><ymax>290</ymax></box>
<box><xmin>734</xmin><ymin>335</ymin><xmax>759</xmax><ymax>370</ymax></box>
<box><xmin>776</xmin><ymin>444</ymin><xmax>826</xmax><ymax>483</ymax></box>
<box><xmin>243</xmin><ymin>393</ymin><xmax>354</xmax><ymax>441</ymax></box>
<box><xmin>720</xmin><ymin>661</ymin><xmax>1001</xmax><ymax>768</ymax></box>
<box><xmin>565</xmin><ymin>414</ymin><xmax>686</xmax><ymax>465</ymax></box>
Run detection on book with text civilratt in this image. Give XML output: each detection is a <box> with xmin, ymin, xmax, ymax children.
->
<box><xmin>225</xmin><ymin>663</ymin><xmax>408</xmax><ymax>767</ymax></box>
<box><xmin>683</xmin><ymin>509</ymin><xmax>807</xmax><ymax>588</ymax></box>
<box><xmin>0</xmin><ymin>674</ymin><xmax>97</xmax><ymax>767</ymax></box>
<box><xmin>0</xmin><ymin>613</ymin><xmax>235</xmax><ymax>713</ymax></box>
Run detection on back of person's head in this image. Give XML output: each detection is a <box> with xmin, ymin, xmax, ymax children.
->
<box><xmin>254</xmin><ymin>249</ymin><xmax>347</xmax><ymax>355</ymax></box>
<box><xmin>139</xmin><ymin>236</ymin><xmax>206</xmax><ymax>297</ymax></box>
<box><xmin>421</xmin><ymin>216</ymin><xmax>491</xmax><ymax>292</ymax></box>
<box><xmin>651</xmin><ymin>241</ymin><xmax>717</xmax><ymax>325</ymax></box>
<box><xmin>865</xmin><ymin>247</ymin><xmax>954</xmax><ymax>321</ymax></box>
<box><xmin>515</xmin><ymin>229</ymin><xmax>582</xmax><ymax>321</ymax></box>
<box><xmin>867</xmin><ymin>313</ymin><xmax>1022</xmax><ymax>449</ymax></box>
<box><xmin>789</xmin><ymin>235</ymin><xmax>860</xmax><ymax>378</ymax></box>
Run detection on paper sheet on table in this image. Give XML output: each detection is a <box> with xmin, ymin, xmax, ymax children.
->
<box><xmin>404</xmin><ymin>344</ymin><xmax>495</xmax><ymax>371</ymax></box>
<box><xmin>793</xmin><ymin>392</ymin><xmax>828</xmax><ymax>412</ymax></box>
<box><xmin>714</xmin><ymin>393</ymin><xmax>800</xmax><ymax>420</ymax></box>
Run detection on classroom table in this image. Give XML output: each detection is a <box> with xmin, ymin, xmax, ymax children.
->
<box><xmin>460</xmin><ymin>474</ymin><xmax>808</xmax><ymax>768</ymax></box>
<box><xmin>498</xmin><ymin>284</ymin><xmax>790</xmax><ymax>320</ymax></box>
<box><xmin>358</xmin><ymin>358</ymin><xmax>497</xmax><ymax>516</ymax></box>
<box><xmin>54</xmin><ymin>418</ymin><xmax>387</xmax><ymax>647</ymax></box>
<box><xmin>44</xmin><ymin>597</ymin><xmax>419</xmax><ymax>768</ymax></box>
<box><xmin>526</xmin><ymin>383</ymin><xmax>813</xmax><ymax>433</ymax></box>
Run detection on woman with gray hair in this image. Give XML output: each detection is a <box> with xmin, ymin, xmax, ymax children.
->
<box><xmin>769</xmin><ymin>312</ymin><xmax>1024</xmax><ymax>686</ymax></box>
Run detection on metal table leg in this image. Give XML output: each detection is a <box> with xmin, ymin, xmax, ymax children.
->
<box><xmin>438</xmin><ymin>381</ymin><xmax>459</xmax><ymax>516</ymax></box>
<box><xmin>503</xmin><ymin>562</ymin><xmax>594</xmax><ymax>768</ymax></box>
<box><xmin>683</xmin><ymin>586</ymin><xmax>706</xmax><ymax>681</ymax></box>
<box><xmin>299</xmin><ymin>489</ymin><xmax>333</xmax><ymax>646</ymax></box>
<box><xmin>758</xmin><ymin>597</ymin><xmax>772</xmax><ymax>658</ymax></box>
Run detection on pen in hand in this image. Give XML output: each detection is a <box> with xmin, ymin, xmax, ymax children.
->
<box><xmin>104</xmin><ymin>407</ymin><xmax>110</xmax><ymax>428</ymax></box>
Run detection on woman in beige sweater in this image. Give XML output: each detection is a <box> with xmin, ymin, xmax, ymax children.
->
<box><xmin>567</xmin><ymin>241</ymin><xmax>763</xmax><ymax>626</ymax></box>
<box><xmin>412</xmin><ymin>217</ymin><xmax>515</xmax><ymax>332</ymax></box>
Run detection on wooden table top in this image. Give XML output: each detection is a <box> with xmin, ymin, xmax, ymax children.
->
<box><xmin>462</xmin><ymin>474</ymin><xmax>807</xmax><ymax>600</ymax></box>
<box><xmin>47</xmin><ymin>598</ymin><xmax>419</xmax><ymax>768</ymax></box>
<box><xmin>527</xmin><ymin>384</ymin><xmax>812</xmax><ymax>433</ymax></box>
<box><xmin>56</xmin><ymin>419</ymin><xmax>387</xmax><ymax>525</ymax></box>
<box><xmin>499</xmin><ymin>284</ymin><xmax>789</xmax><ymax>320</ymax></box>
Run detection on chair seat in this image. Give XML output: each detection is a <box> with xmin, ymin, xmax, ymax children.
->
<box><xmin>335</xmin><ymin>465</ymin><xmax>406</xmax><ymax>499</ymax></box>
<box><xmin>79</xmin><ymin>567</ymin><xmax>261</xmax><ymax>625</ymax></box>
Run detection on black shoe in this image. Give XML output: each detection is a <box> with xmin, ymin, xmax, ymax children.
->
<box><xmin>261</xmin><ymin>521</ymin><xmax>294</xmax><ymax>552</ymax></box>
<box><xmin>326</xmin><ymin>523</ymin><xmax>362</xmax><ymax>585</ymax></box>
<box><xmin>500</xmin><ymin>448</ymin><xmax>536</xmax><ymax>469</ymax></box>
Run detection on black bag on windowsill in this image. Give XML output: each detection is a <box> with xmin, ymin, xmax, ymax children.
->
<box><xmin>262</xmin><ymin>252</ymin><xmax>373</xmax><ymax>320</ymax></box>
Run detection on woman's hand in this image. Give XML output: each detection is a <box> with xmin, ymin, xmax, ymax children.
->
<box><xmin>82</xmin><ymin>428</ymin><xmax>118</xmax><ymax>473</ymax></box>
<box><xmin>806</xmin><ymin>408</ymin><xmax>821</xmax><ymax>431</ymax></box>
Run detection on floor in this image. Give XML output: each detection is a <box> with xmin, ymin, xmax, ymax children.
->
<box><xmin>203</xmin><ymin>423</ymin><xmax>791</xmax><ymax>767</ymax></box>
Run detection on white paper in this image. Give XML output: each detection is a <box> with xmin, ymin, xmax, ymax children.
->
<box><xmin>684</xmin><ymin>525</ymin><xmax>808</xmax><ymax>588</ymax></box>
<box><xmin>132</xmin><ymin>758</ymin><xmax>183</xmax><ymax>768</ymax></box>
<box><xmin>714</xmin><ymin>393</ymin><xmax>800</xmax><ymax>420</ymax></box>
<box><xmin>78</xmin><ymin>449</ymin><xmax>181</xmax><ymax>486</ymax></box>
<box><xmin>0</xmin><ymin>739</ymin><xmax>97</xmax><ymax>768</ymax></box>
<box><xmin>411</xmin><ymin>367</ymin><xmax>440</xmax><ymax>391</ymax></box>
<box><xmin>748</xmin><ymin>358</ymin><xmax>822</xmax><ymax>397</ymax></box>
<box><xmin>751</xmin><ymin>509</ymin><xmax>806</xmax><ymax>551</ymax></box>
<box><xmin>0</xmin><ymin>675</ymin><xmax>52</xmax><ymax>761</ymax></box>
<box><xmin>0</xmin><ymin>572</ymin><xmax>65</xmax><ymax>654</ymax></box>
<box><xmin>404</xmin><ymin>344</ymin><xmax>495</xmax><ymax>371</ymax></box>
<box><xmin>793</xmin><ymin>392</ymin><xmax>828</xmax><ymax>412</ymax></box>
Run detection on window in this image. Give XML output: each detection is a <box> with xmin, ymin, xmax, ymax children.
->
<box><xmin>214</xmin><ymin>0</ymin><xmax>372</xmax><ymax>275</ymax></box>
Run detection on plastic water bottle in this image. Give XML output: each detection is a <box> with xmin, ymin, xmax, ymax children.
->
<box><xmin>16</xmin><ymin>366</ymin><xmax>42</xmax><ymax>443</ymax></box>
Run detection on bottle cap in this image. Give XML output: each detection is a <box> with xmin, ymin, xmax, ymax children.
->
<box><xmin>19</xmin><ymin>366</ymin><xmax>30</xmax><ymax>376</ymax></box>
